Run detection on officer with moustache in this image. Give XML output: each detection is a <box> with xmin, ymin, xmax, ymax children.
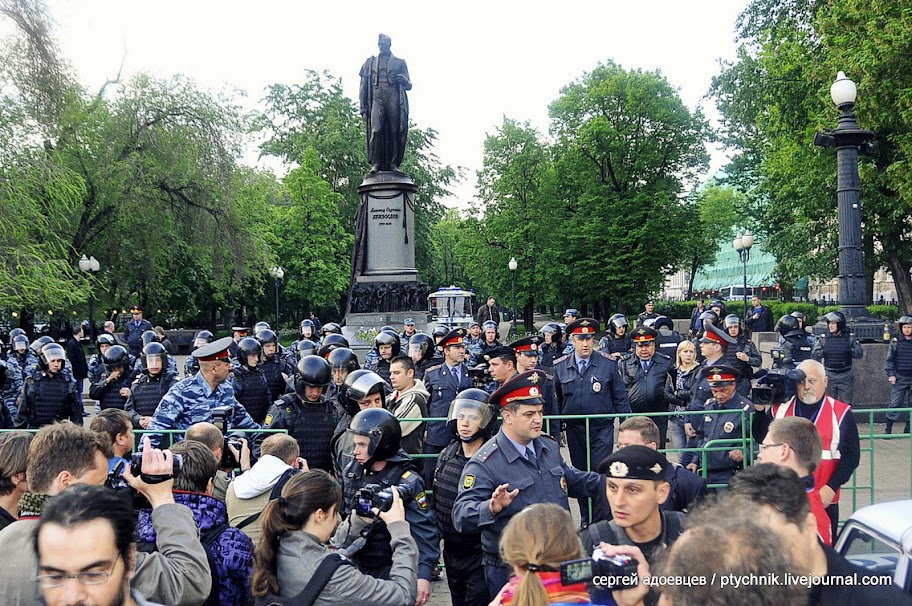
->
<box><xmin>510</xmin><ymin>335</ymin><xmax>560</xmax><ymax>440</ymax></box>
<box><xmin>553</xmin><ymin>318</ymin><xmax>631</xmax><ymax>525</ymax></box>
<box><xmin>617</xmin><ymin>326</ymin><xmax>673</xmax><ymax>447</ymax></box>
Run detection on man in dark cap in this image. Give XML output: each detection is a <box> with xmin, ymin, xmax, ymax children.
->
<box><xmin>553</xmin><ymin>318</ymin><xmax>631</xmax><ymax>525</ymax></box>
<box><xmin>228</xmin><ymin>326</ymin><xmax>250</xmax><ymax>359</ymax></box>
<box><xmin>681</xmin><ymin>365</ymin><xmax>754</xmax><ymax>488</ymax></box>
<box><xmin>123</xmin><ymin>305</ymin><xmax>153</xmax><ymax>357</ymax></box>
<box><xmin>511</xmin><ymin>335</ymin><xmax>560</xmax><ymax>439</ymax></box>
<box><xmin>581</xmin><ymin>444</ymin><xmax>686</xmax><ymax>606</ymax></box>
<box><xmin>145</xmin><ymin>337</ymin><xmax>260</xmax><ymax>448</ymax></box>
<box><xmin>636</xmin><ymin>300</ymin><xmax>659</xmax><ymax>327</ymax></box>
<box><xmin>400</xmin><ymin>317</ymin><xmax>417</xmax><ymax>346</ymax></box>
<box><xmin>423</xmin><ymin>328</ymin><xmax>474</xmax><ymax>483</ymax></box>
<box><xmin>617</xmin><ymin>326</ymin><xmax>673</xmax><ymax>447</ymax></box>
<box><xmin>452</xmin><ymin>370</ymin><xmax>601</xmax><ymax>600</ymax></box>
<box><xmin>684</xmin><ymin>319</ymin><xmax>737</xmax><ymax>442</ymax></box>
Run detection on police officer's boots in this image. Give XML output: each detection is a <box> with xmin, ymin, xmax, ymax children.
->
<box><xmin>886</xmin><ymin>420</ymin><xmax>894</xmax><ymax>435</ymax></box>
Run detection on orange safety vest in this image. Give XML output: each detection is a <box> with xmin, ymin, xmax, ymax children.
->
<box><xmin>772</xmin><ymin>395</ymin><xmax>851</xmax><ymax>502</ymax></box>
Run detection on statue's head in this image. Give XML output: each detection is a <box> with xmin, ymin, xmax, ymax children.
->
<box><xmin>378</xmin><ymin>34</ymin><xmax>392</xmax><ymax>52</ymax></box>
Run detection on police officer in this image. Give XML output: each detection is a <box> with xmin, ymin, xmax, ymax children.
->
<box><xmin>553</xmin><ymin>318</ymin><xmax>631</xmax><ymax>524</ymax></box>
<box><xmin>774</xmin><ymin>314</ymin><xmax>815</xmax><ymax>370</ymax></box>
<box><xmin>400</xmin><ymin>318</ymin><xmax>417</xmax><ymax>346</ymax></box>
<box><xmin>432</xmin><ymin>389</ymin><xmax>495</xmax><ymax>606</ymax></box>
<box><xmin>331</xmin><ymin>369</ymin><xmax>388</xmax><ymax>478</ymax></box>
<box><xmin>681</xmin><ymin>365</ymin><xmax>755</xmax><ymax>488</ymax></box>
<box><xmin>89</xmin><ymin>345</ymin><xmax>138</xmax><ymax>411</ymax></box>
<box><xmin>537</xmin><ymin>323</ymin><xmax>564</xmax><ymax>371</ymax></box>
<box><xmin>336</xmin><ymin>408</ymin><xmax>439</xmax><ymax>605</ymax></box>
<box><xmin>318</xmin><ymin>333</ymin><xmax>350</xmax><ymax>359</ymax></box>
<box><xmin>15</xmin><ymin>343</ymin><xmax>81</xmax><ymax>428</ymax></box>
<box><xmin>510</xmin><ymin>335</ymin><xmax>560</xmax><ymax>439</ymax></box>
<box><xmin>598</xmin><ymin>313</ymin><xmax>632</xmax><ymax>360</ymax></box>
<box><xmin>617</xmin><ymin>326</ymin><xmax>673</xmax><ymax>447</ymax></box>
<box><xmin>464</xmin><ymin>321</ymin><xmax>483</xmax><ymax>367</ymax></box>
<box><xmin>125</xmin><ymin>341</ymin><xmax>179</xmax><ymax>429</ymax></box>
<box><xmin>813</xmin><ymin>310</ymin><xmax>863</xmax><ymax>403</ymax></box>
<box><xmin>0</xmin><ymin>361</ymin><xmax>10</xmax><ymax>428</ymax></box>
<box><xmin>256</xmin><ymin>328</ymin><xmax>292</xmax><ymax>401</ymax></box>
<box><xmin>260</xmin><ymin>355</ymin><xmax>344</xmax><ymax>473</ymax></box>
<box><xmin>131</xmin><ymin>330</ymin><xmax>178</xmax><ymax>377</ymax></box>
<box><xmin>452</xmin><ymin>370</ymin><xmax>602</xmax><ymax>598</ymax></box>
<box><xmin>478</xmin><ymin>321</ymin><xmax>501</xmax><ymax>356</ymax></box>
<box><xmin>423</xmin><ymin>328</ymin><xmax>474</xmax><ymax>484</ymax></box>
<box><xmin>636</xmin><ymin>300</ymin><xmax>659</xmax><ymax>327</ymax></box>
<box><xmin>367</xmin><ymin>330</ymin><xmax>400</xmax><ymax>385</ymax></box>
<box><xmin>406</xmin><ymin>333</ymin><xmax>437</xmax><ymax>381</ymax></box>
<box><xmin>723</xmin><ymin>314</ymin><xmax>762</xmax><ymax>397</ymax></box>
<box><xmin>653</xmin><ymin>315</ymin><xmax>684</xmax><ymax>358</ymax></box>
<box><xmin>183</xmin><ymin>330</ymin><xmax>213</xmax><ymax>378</ymax></box>
<box><xmin>228</xmin><ymin>326</ymin><xmax>251</xmax><ymax>359</ymax></box>
<box><xmin>144</xmin><ymin>336</ymin><xmax>260</xmax><ymax>448</ymax></box>
<box><xmin>285</xmin><ymin>319</ymin><xmax>318</xmax><ymax>368</ymax></box>
<box><xmin>327</xmin><ymin>346</ymin><xmax>360</xmax><ymax>404</ymax></box>
<box><xmin>9</xmin><ymin>334</ymin><xmax>39</xmax><ymax>384</ymax></box>
<box><xmin>230</xmin><ymin>337</ymin><xmax>272</xmax><ymax>425</ymax></box>
<box><xmin>886</xmin><ymin>315</ymin><xmax>912</xmax><ymax>434</ymax></box>
<box><xmin>123</xmin><ymin>305</ymin><xmax>153</xmax><ymax>357</ymax></box>
<box><xmin>687</xmin><ymin>320</ymin><xmax>737</xmax><ymax>414</ymax></box>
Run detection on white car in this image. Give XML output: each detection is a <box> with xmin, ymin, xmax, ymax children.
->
<box><xmin>835</xmin><ymin>500</ymin><xmax>912</xmax><ymax>593</ymax></box>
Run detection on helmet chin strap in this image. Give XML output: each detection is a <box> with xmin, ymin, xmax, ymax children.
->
<box><xmin>458</xmin><ymin>431</ymin><xmax>482</xmax><ymax>443</ymax></box>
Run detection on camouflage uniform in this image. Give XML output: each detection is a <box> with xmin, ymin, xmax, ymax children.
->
<box><xmin>144</xmin><ymin>372</ymin><xmax>260</xmax><ymax>448</ymax></box>
<box><xmin>463</xmin><ymin>335</ymin><xmax>483</xmax><ymax>367</ymax></box>
<box><xmin>1</xmin><ymin>356</ymin><xmax>22</xmax><ymax>416</ymax></box>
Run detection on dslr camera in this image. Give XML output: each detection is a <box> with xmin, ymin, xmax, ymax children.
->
<box><xmin>466</xmin><ymin>364</ymin><xmax>491</xmax><ymax>389</ymax></box>
<box><xmin>560</xmin><ymin>548</ymin><xmax>639</xmax><ymax>589</ymax></box>
<box><xmin>751</xmin><ymin>367</ymin><xmax>806</xmax><ymax>406</ymax></box>
<box><xmin>355</xmin><ymin>482</ymin><xmax>415</xmax><ymax>518</ymax></box>
<box><xmin>105</xmin><ymin>452</ymin><xmax>184</xmax><ymax>491</ymax></box>
<box><xmin>211</xmin><ymin>405</ymin><xmax>245</xmax><ymax>469</ymax></box>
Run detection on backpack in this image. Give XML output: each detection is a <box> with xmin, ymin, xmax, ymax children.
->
<box><xmin>236</xmin><ymin>468</ymin><xmax>298</xmax><ymax>530</ymax></box>
<box><xmin>255</xmin><ymin>553</ymin><xmax>350</xmax><ymax>606</ymax></box>
<box><xmin>138</xmin><ymin>520</ymin><xmax>228</xmax><ymax>606</ymax></box>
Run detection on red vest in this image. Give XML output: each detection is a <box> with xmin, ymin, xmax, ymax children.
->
<box><xmin>772</xmin><ymin>395</ymin><xmax>851</xmax><ymax>502</ymax></box>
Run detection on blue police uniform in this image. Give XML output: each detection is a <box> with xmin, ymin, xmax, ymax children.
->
<box><xmin>123</xmin><ymin>318</ymin><xmax>153</xmax><ymax>357</ymax></box>
<box><xmin>681</xmin><ymin>393</ymin><xmax>754</xmax><ymax>487</ymax></box>
<box><xmin>144</xmin><ymin>372</ymin><xmax>259</xmax><ymax>448</ymax></box>
<box><xmin>1</xmin><ymin>356</ymin><xmax>22</xmax><ymax>416</ymax></box>
<box><xmin>10</xmin><ymin>350</ymin><xmax>39</xmax><ymax>382</ymax></box>
<box><xmin>464</xmin><ymin>335</ymin><xmax>483</xmax><ymax>367</ymax></box>
<box><xmin>886</xmin><ymin>333</ymin><xmax>912</xmax><ymax>428</ymax></box>
<box><xmin>15</xmin><ymin>370</ymin><xmax>81</xmax><ymax>429</ymax></box>
<box><xmin>452</xmin><ymin>430</ymin><xmax>601</xmax><ymax>597</ymax></box>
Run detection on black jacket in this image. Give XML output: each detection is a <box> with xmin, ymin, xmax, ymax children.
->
<box><xmin>66</xmin><ymin>337</ymin><xmax>89</xmax><ymax>380</ymax></box>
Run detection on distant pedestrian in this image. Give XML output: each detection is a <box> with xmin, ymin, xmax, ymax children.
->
<box><xmin>476</xmin><ymin>297</ymin><xmax>501</xmax><ymax>325</ymax></box>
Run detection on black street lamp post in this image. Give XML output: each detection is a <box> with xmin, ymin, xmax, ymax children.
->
<box><xmin>270</xmin><ymin>266</ymin><xmax>284</xmax><ymax>329</ymax></box>
<box><xmin>733</xmin><ymin>230</ymin><xmax>754</xmax><ymax>319</ymax></box>
<box><xmin>814</xmin><ymin>71</ymin><xmax>876</xmax><ymax>325</ymax></box>
<box><xmin>78</xmin><ymin>255</ymin><xmax>100</xmax><ymax>352</ymax></box>
<box><xmin>509</xmin><ymin>257</ymin><xmax>518</xmax><ymax>338</ymax></box>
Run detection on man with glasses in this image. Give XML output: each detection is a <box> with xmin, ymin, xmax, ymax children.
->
<box><xmin>554</xmin><ymin>318</ymin><xmax>631</xmax><ymax>525</ymax></box>
<box><xmin>754</xmin><ymin>358</ymin><xmax>859</xmax><ymax>541</ymax></box>
<box><xmin>756</xmin><ymin>416</ymin><xmax>832</xmax><ymax>544</ymax></box>
<box><xmin>618</xmin><ymin>326</ymin><xmax>673</xmax><ymax>447</ymax></box>
<box><xmin>681</xmin><ymin>365</ymin><xmax>755</xmax><ymax>489</ymax></box>
<box><xmin>145</xmin><ymin>337</ymin><xmax>260</xmax><ymax>449</ymax></box>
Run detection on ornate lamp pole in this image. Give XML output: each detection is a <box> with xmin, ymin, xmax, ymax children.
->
<box><xmin>269</xmin><ymin>266</ymin><xmax>284</xmax><ymax>329</ymax></box>
<box><xmin>733</xmin><ymin>230</ymin><xmax>754</xmax><ymax>318</ymax></box>
<box><xmin>508</xmin><ymin>257</ymin><xmax>518</xmax><ymax>338</ymax></box>
<box><xmin>78</xmin><ymin>254</ymin><xmax>100</xmax><ymax>351</ymax></box>
<box><xmin>814</xmin><ymin>71</ymin><xmax>875</xmax><ymax>323</ymax></box>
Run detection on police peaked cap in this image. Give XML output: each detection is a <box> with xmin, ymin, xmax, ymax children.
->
<box><xmin>440</xmin><ymin>328</ymin><xmax>467</xmax><ymax>348</ymax></box>
<box><xmin>702</xmin><ymin>364</ymin><xmax>740</xmax><ymax>386</ymax></box>
<box><xmin>490</xmin><ymin>370</ymin><xmax>548</xmax><ymax>408</ymax></box>
<box><xmin>598</xmin><ymin>445</ymin><xmax>669</xmax><ymax>481</ymax></box>
<box><xmin>566</xmin><ymin>318</ymin><xmax>599</xmax><ymax>336</ymax></box>
<box><xmin>483</xmin><ymin>346</ymin><xmax>515</xmax><ymax>362</ymax></box>
<box><xmin>699</xmin><ymin>320</ymin><xmax>736</xmax><ymax>346</ymax></box>
<box><xmin>508</xmin><ymin>335</ymin><xmax>543</xmax><ymax>354</ymax></box>
<box><xmin>192</xmin><ymin>336</ymin><xmax>234</xmax><ymax>361</ymax></box>
<box><xmin>631</xmin><ymin>326</ymin><xmax>658</xmax><ymax>343</ymax></box>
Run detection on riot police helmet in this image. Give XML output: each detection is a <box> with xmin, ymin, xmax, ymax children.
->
<box><xmin>824</xmin><ymin>311</ymin><xmax>847</xmax><ymax>333</ymax></box>
<box><xmin>141</xmin><ymin>330</ymin><xmax>159</xmax><ymax>347</ymax></box>
<box><xmin>379</xmin><ymin>325</ymin><xmax>396</xmax><ymax>334</ymax></box>
<box><xmin>898</xmin><ymin>315</ymin><xmax>912</xmax><ymax>327</ymax></box>
<box><xmin>295</xmin><ymin>339</ymin><xmax>319</xmax><ymax>361</ymax></box>
<box><xmin>141</xmin><ymin>342</ymin><xmax>168</xmax><ymax>374</ymax></box>
<box><xmin>340</xmin><ymin>369</ymin><xmax>387</xmax><ymax>416</ymax></box>
<box><xmin>102</xmin><ymin>345</ymin><xmax>130</xmax><ymax>373</ymax></box>
<box><xmin>697</xmin><ymin>310</ymin><xmax>720</xmax><ymax>328</ymax></box>
<box><xmin>789</xmin><ymin>311</ymin><xmax>806</xmax><ymax>330</ymax></box>
<box><xmin>374</xmin><ymin>331</ymin><xmax>401</xmax><ymax>357</ymax></box>
<box><xmin>653</xmin><ymin>315</ymin><xmax>674</xmax><ymax>331</ymax></box>
<box><xmin>723</xmin><ymin>314</ymin><xmax>743</xmax><ymax>330</ymax></box>
<box><xmin>253</xmin><ymin>321</ymin><xmax>271</xmax><ymax>334</ymax></box>
<box><xmin>8</xmin><ymin>328</ymin><xmax>25</xmax><ymax>345</ymax></box>
<box><xmin>327</xmin><ymin>347</ymin><xmax>360</xmax><ymax>374</ymax></box>
<box><xmin>294</xmin><ymin>355</ymin><xmax>332</xmax><ymax>398</ymax></box>
<box><xmin>608</xmin><ymin>313</ymin><xmax>629</xmax><ymax>335</ymax></box>
<box><xmin>192</xmin><ymin>330</ymin><xmax>214</xmax><ymax>349</ymax></box>
<box><xmin>318</xmin><ymin>334</ymin><xmax>349</xmax><ymax>358</ymax></box>
<box><xmin>644</xmin><ymin>318</ymin><xmax>657</xmax><ymax>328</ymax></box>
<box><xmin>236</xmin><ymin>337</ymin><xmax>263</xmax><ymax>369</ymax></box>
<box><xmin>30</xmin><ymin>336</ymin><xmax>54</xmax><ymax>354</ymax></box>
<box><xmin>539</xmin><ymin>322</ymin><xmax>563</xmax><ymax>343</ymax></box>
<box><xmin>446</xmin><ymin>388</ymin><xmax>495</xmax><ymax>443</ymax></box>
<box><xmin>432</xmin><ymin>324</ymin><xmax>450</xmax><ymax>344</ymax></box>
<box><xmin>777</xmin><ymin>314</ymin><xmax>801</xmax><ymax>338</ymax></box>
<box><xmin>321</xmin><ymin>322</ymin><xmax>342</xmax><ymax>337</ymax></box>
<box><xmin>709</xmin><ymin>300</ymin><xmax>727</xmax><ymax>318</ymax></box>
<box><xmin>12</xmin><ymin>334</ymin><xmax>29</xmax><ymax>353</ymax></box>
<box><xmin>255</xmin><ymin>329</ymin><xmax>279</xmax><ymax>345</ymax></box>
<box><xmin>38</xmin><ymin>343</ymin><xmax>66</xmax><ymax>373</ymax></box>
<box><xmin>97</xmin><ymin>333</ymin><xmax>117</xmax><ymax>349</ymax></box>
<box><xmin>299</xmin><ymin>319</ymin><xmax>315</xmax><ymax>338</ymax></box>
<box><xmin>347</xmin><ymin>407</ymin><xmax>401</xmax><ymax>468</ymax></box>
<box><xmin>407</xmin><ymin>333</ymin><xmax>435</xmax><ymax>363</ymax></box>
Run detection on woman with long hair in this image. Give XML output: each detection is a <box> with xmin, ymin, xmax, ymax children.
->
<box><xmin>250</xmin><ymin>469</ymin><xmax>417</xmax><ymax>606</ymax></box>
<box><xmin>664</xmin><ymin>340</ymin><xmax>701</xmax><ymax>455</ymax></box>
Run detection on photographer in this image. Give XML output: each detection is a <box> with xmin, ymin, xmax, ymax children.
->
<box><xmin>0</xmin><ymin>425</ymin><xmax>211</xmax><ymax>606</ymax></box>
<box><xmin>250</xmin><ymin>469</ymin><xmax>417</xmax><ymax>606</ymax></box>
<box><xmin>334</xmin><ymin>407</ymin><xmax>438</xmax><ymax>606</ymax></box>
<box><xmin>491</xmin><ymin>503</ymin><xmax>649</xmax><ymax>606</ymax></box>
<box><xmin>185</xmin><ymin>421</ymin><xmax>251</xmax><ymax>502</ymax></box>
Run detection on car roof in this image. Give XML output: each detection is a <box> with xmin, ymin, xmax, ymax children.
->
<box><xmin>846</xmin><ymin>500</ymin><xmax>912</xmax><ymax>553</ymax></box>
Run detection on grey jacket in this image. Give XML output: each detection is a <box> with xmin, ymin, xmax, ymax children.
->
<box><xmin>276</xmin><ymin>522</ymin><xmax>417</xmax><ymax>606</ymax></box>
<box><xmin>0</xmin><ymin>503</ymin><xmax>210</xmax><ymax>606</ymax></box>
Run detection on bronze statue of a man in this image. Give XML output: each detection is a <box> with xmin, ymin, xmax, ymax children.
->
<box><xmin>359</xmin><ymin>34</ymin><xmax>411</xmax><ymax>173</ymax></box>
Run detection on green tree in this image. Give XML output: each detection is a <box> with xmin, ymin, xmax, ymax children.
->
<box><xmin>548</xmin><ymin>61</ymin><xmax>710</xmax><ymax>315</ymax></box>
<box><xmin>679</xmin><ymin>183</ymin><xmax>746</xmax><ymax>297</ymax></box>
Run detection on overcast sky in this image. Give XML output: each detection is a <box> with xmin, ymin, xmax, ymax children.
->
<box><xmin>45</xmin><ymin>0</ymin><xmax>749</xmax><ymax>206</ymax></box>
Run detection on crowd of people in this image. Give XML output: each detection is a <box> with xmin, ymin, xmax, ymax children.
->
<box><xmin>0</xmin><ymin>300</ymin><xmax>910</xmax><ymax>605</ymax></box>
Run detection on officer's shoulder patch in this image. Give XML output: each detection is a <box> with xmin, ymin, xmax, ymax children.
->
<box><xmin>415</xmin><ymin>491</ymin><xmax>429</xmax><ymax>510</ymax></box>
<box><xmin>463</xmin><ymin>474</ymin><xmax>476</xmax><ymax>489</ymax></box>
<box><xmin>655</xmin><ymin>351</ymin><xmax>672</xmax><ymax>361</ymax></box>
<box><xmin>401</xmin><ymin>470</ymin><xmax>417</xmax><ymax>484</ymax></box>
<box><xmin>541</xmin><ymin>433</ymin><xmax>557</xmax><ymax>442</ymax></box>
<box><xmin>264</xmin><ymin>414</ymin><xmax>273</xmax><ymax>426</ymax></box>
<box><xmin>476</xmin><ymin>441</ymin><xmax>499</xmax><ymax>462</ymax></box>
<box><xmin>597</xmin><ymin>351</ymin><xmax>614</xmax><ymax>360</ymax></box>
<box><xmin>553</xmin><ymin>354</ymin><xmax>570</xmax><ymax>364</ymax></box>
<box><xmin>285</xmin><ymin>407</ymin><xmax>293</xmax><ymax>414</ymax></box>
<box><xmin>544</xmin><ymin>372</ymin><xmax>554</xmax><ymax>381</ymax></box>
<box><xmin>426</xmin><ymin>364</ymin><xmax>443</xmax><ymax>373</ymax></box>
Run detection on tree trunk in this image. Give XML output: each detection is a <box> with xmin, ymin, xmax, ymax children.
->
<box><xmin>886</xmin><ymin>251</ymin><xmax>912</xmax><ymax>314</ymax></box>
<box><xmin>523</xmin><ymin>299</ymin><xmax>535</xmax><ymax>335</ymax></box>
